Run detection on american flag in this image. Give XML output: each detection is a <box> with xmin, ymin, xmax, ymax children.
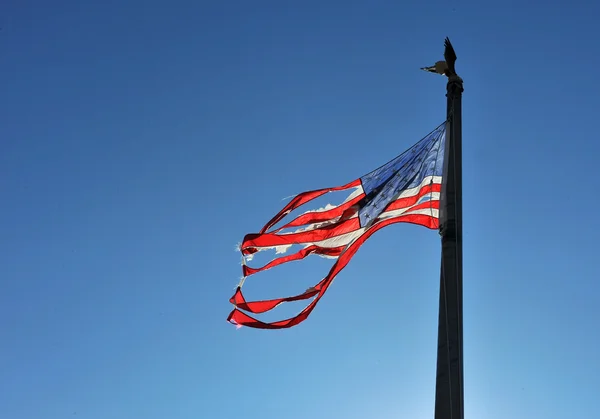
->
<box><xmin>228</xmin><ymin>122</ymin><xmax>447</xmax><ymax>329</ymax></box>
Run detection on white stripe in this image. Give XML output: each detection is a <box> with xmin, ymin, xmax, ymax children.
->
<box><xmin>308</xmin><ymin>207</ymin><xmax>439</xmax><ymax>249</ymax></box>
<box><xmin>250</xmin><ymin>179</ymin><xmax>441</xmax><ymax>255</ymax></box>
<box><xmin>380</xmin><ymin>194</ymin><xmax>440</xmax><ymax>220</ymax></box>
<box><xmin>395</xmin><ymin>176</ymin><xmax>441</xmax><ymax>200</ymax></box>
<box><xmin>279</xmin><ymin>178</ymin><xmax>439</xmax><ymax>237</ymax></box>
<box><xmin>277</xmin><ymin>185</ymin><xmax>364</xmax><ymax>236</ymax></box>
<box><xmin>248</xmin><ymin>205</ymin><xmax>440</xmax><ymax>260</ymax></box>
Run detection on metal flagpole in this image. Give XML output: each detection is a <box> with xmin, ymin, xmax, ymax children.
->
<box><xmin>422</xmin><ymin>37</ymin><xmax>464</xmax><ymax>419</ymax></box>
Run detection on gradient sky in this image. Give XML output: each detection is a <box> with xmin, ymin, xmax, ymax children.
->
<box><xmin>2</xmin><ymin>1</ymin><xmax>599</xmax><ymax>418</ymax></box>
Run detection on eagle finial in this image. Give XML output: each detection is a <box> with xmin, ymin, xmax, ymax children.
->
<box><xmin>421</xmin><ymin>37</ymin><xmax>458</xmax><ymax>78</ymax></box>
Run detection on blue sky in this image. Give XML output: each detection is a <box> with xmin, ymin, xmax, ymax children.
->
<box><xmin>1</xmin><ymin>1</ymin><xmax>599</xmax><ymax>418</ymax></box>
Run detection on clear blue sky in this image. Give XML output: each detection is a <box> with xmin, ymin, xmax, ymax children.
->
<box><xmin>2</xmin><ymin>1</ymin><xmax>599</xmax><ymax>418</ymax></box>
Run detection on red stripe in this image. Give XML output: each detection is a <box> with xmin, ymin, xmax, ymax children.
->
<box><xmin>258</xmin><ymin>179</ymin><xmax>361</xmax><ymax>235</ymax></box>
<box><xmin>229</xmin><ymin>282</ymin><xmax>322</xmax><ymax>313</ymax></box>
<box><xmin>227</xmin><ymin>212</ymin><xmax>439</xmax><ymax>329</ymax></box>
<box><xmin>271</xmin><ymin>194</ymin><xmax>364</xmax><ymax>232</ymax></box>
<box><xmin>385</xmin><ymin>183</ymin><xmax>441</xmax><ymax>212</ymax></box>
<box><xmin>242</xmin><ymin>244</ymin><xmax>345</xmax><ymax>277</ymax></box>
<box><xmin>273</xmin><ymin>179</ymin><xmax>435</xmax><ymax>235</ymax></box>
<box><xmin>242</xmin><ymin>185</ymin><xmax>440</xmax><ymax>254</ymax></box>
<box><xmin>242</xmin><ymin>217</ymin><xmax>361</xmax><ymax>253</ymax></box>
<box><xmin>383</xmin><ymin>201</ymin><xmax>440</xmax><ymax>218</ymax></box>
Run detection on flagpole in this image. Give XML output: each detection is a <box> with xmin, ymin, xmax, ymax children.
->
<box><xmin>433</xmin><ymin>38</ymin><xmax>464</xmax><ymax>419</ymax></box>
